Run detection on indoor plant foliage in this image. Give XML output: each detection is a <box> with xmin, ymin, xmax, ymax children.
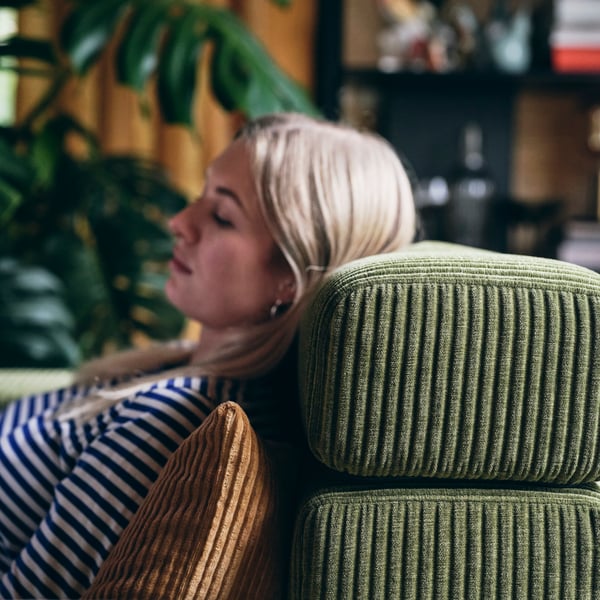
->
<box><xmin>0</xmin><ymin>0</ymin><xmax>315</xmax><ymax>367</ymax></box>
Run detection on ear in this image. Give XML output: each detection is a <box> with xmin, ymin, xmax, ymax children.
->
<box><xmin>278</xmin><ymin>279</ymin><xmax>296</xmax><ymax>304</ymax></box>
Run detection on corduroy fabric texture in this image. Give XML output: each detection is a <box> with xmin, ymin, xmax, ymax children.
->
<box><xmin>299</xmin><ymin>242</ymin><xmax>600</xmax><ymax>484</ymax></box>
<box><xmin>290</xmin><ymin>485</ymin><xmax>600</xmax><ymax>600</ymax></box>
<box><xmin>84</xmin><ymin>401</ymin><xmax>286</xmax><ymax>600</ymax></box>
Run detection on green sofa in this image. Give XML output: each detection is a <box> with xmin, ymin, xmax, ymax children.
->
<box><xmin>290</xmin><ymin>242</ymin><xmax>600</xmax><ymax>600</ymax></box>
<box><xmin>289</xmin><ymin>241</ymin><xmax>600</xmax><ymax>599</ymax></box>
<box><xmin>0</xmin><ymin>369</ymin><xmax>73</xmax><ymax>406</ymax></box>
<box><xmin>1</xmin><ymin>241</ymin><xmax>599</xmax><ymax>599</ymax></box>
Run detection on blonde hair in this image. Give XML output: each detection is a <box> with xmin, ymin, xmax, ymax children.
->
<box><xmin>73</xmin><ymin>113</ymin><xmax>416</xmax><ymax>408</ymax></box>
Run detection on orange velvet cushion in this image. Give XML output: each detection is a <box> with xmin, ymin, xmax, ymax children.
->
<box><xmin>84</xmin><ymin>401</ymin><xmax>289</xmax><ymax>599</ymax></box>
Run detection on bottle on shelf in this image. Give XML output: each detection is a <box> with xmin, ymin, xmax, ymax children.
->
<box><xmin>446</xmin><ymin>122</ymin><xmax>496</xmax><ymax>248</ymax></box>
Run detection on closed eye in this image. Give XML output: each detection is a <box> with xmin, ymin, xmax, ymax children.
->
<box><xmin>213</xmin><ymin>212</ymin><xmax>233</xmax><ymax>228</ymax></box>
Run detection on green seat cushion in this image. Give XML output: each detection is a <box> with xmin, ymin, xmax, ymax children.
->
<box><xmin>289</xmin><ymin>484</ymin><xmax>600</xmax><ymax>600</ymax></box>
<box><xmin>0</xmin><ymin>368</ymin><xmax>74</xmax><ymax>406</ymax></box>
<box><xmin>299</xmin><ymin>242</ymin><xmax>600</xmax><ymax>484</ymax></box>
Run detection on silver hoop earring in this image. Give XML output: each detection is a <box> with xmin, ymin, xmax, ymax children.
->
<box><xmin>270</xmin><ymin>299</ymin><xmax>284</xmax><ymax>319</ymax></box>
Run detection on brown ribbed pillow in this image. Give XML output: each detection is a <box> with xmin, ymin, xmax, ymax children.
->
<box><xmin>84</xmin><ymin>401</ymin><xmax>287</xmax><ymax>600</ymax></box>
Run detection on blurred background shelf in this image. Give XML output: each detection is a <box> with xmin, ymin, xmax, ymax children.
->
<box><xmin>315</xmin><ymin>0</ymin><xmax>600</xmax><ymax>264</ymax></box>
<box><xmin>341</xmin><ymin>69</ymin><xmax>600</xmax><ymax>91</ymax></box>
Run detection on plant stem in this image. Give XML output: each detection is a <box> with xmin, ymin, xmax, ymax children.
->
<box><xmin>18</xmin><ymin>67</ymin><xmax>71</xmax><ymax>132</ymax></box>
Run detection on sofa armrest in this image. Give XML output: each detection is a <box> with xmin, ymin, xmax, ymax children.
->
<box><xmin>0</xmin><ymin>369</ymin><xmax>74</xmax><ymax>406</ymax></box>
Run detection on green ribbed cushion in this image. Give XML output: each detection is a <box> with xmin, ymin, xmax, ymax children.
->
<box><xmin>289</xmin><ymin>485</ymin><xmax>600</xmax><ymax>600</ymax></box>
<box><xmin>0</xmin><ymin>368</ymin><xmax>74</xmax><ymax>405</ymax></box>
<box><xmin>299</xmin><ymin>242</ymin><xmax>600</xmax><ymax>484</ymax></box>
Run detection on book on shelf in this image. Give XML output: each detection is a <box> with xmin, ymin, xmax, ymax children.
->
<box><xmin>552</xmin><ymin>46</ymin><xmax>600</xmax><ymax>73</ymax></box>
<box><xmin>551</xmin><ymin>0</ymin><xmax>600</xmax><ymax>72</ymax></box>
<box><xmin>554</xmin><ymin>0</ymin><xmax>600</xmax><ymax>28</ymax></box>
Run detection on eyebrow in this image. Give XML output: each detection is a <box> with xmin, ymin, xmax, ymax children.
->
<box><xmin>204</xmin><ymin>165</ymin><xmax>246</xmax><ymax>214</ymax></box>
<box><xmin>215</xmin><ymin>186</ymin><xmax>243</xmax><ymax>211</ymax></box>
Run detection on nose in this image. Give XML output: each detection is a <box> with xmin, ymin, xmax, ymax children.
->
<box><xmin>169</xmin><ymin>203</ymin><xmax>199</xmax><ymax>244</ymax></box>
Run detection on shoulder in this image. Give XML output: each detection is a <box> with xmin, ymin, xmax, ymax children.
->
<box><xmin>109</xmin><ymin>373</ymin><xmax>245</xmax><ymax>422</ymax></box>
<box><xmin>75</xmin><ymin>340</ymin><xmax>197</xmax><ymax>385</ymax></box>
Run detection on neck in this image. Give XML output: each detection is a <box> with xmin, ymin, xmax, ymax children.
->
<box><xmin>189</xmin><ymin>326</ymin><xmax>222</xmax><ymax>365</ymax></box>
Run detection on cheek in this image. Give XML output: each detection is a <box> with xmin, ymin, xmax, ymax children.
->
<box><xmin>197</xmin><ymin>233</ymin><xmax>280</xmax><ymax>296</ymax></box>
<box><xmin>200</xmin><ymin>243</ymin><xmax>240</xmax><ymax>279</ymax></box>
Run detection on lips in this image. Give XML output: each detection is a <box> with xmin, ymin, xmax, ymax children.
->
<box><xmin>170</xmin><ymin>249</ymin><xmax>192</xmax><ymax>274</ymax></box>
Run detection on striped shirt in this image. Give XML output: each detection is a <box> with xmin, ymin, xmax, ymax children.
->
<box><xmin>0</xmin><ymin>373</ymin><xmax>280</xmax><ymax>599</ymax></box>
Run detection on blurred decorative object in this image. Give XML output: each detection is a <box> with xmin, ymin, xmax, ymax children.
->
<box><xmin>376</xmin><ymin>0</ymin><xmax>457</xmax><ymax>72</ymax></box>
<box><xmin>0</xmin><ymin>0</ymin><xmax>317</xmax><ymax>367</ymax></box>
<box><xmin>375</xmin><ymin>0</ymin><xmax>537</xmax><ymax>74</ymax></box>
<box><xmin>378</xmin><ymin>0</ymin><xmax>422</xmax><ymax>23</ymax></box>
<box><xmin>446</xmin><ymin>122</ymin><xmax>497</xmax><ymax>249</ymax></box>
<box><xmin>486</xmin><ymin>0</ymin><xmax>532</xmax><ymax>74</ymax></box>
<box><xmin>443</xmin><ymin>2</ymin><xmax>479</xmax><ymax>69</ymax></box>
<box><xmin>414</xmin><ymin>176</ymin><xmax>450</xmax><ymax>242</ymax></box>
<box><xmin>339</xmin><ymin>83</ymin><xmax>379</xmax><ymax>131</ymax></box>
<box><xmin>551</xmin><ymin>0</ymin><xmax>600</xmax><ymax>72</ymax></box>
<box><xmin>414</xmin><ymin>176</ymin><xmax>449</xmax><ymax>209</ymax></box>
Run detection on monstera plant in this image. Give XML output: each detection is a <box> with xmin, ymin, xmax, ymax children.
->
<box><xmin>0</xmin><ymin>0</ymin><xmax>316</xmax><ymax>367</ymax></box>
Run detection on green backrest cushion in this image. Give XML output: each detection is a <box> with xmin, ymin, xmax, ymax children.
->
<box><xmin>299</xmin><ymin>242</ymin><xmax>600</xmax><ymax>484</ymax></box>
<box><xmin>289</xmin><ymin>484</ymin><xmax>600</xmax><ymax>600</ymax></box>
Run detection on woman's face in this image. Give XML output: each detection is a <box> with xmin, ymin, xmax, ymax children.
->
<box><xmin>165</xmin><ymin>139</ymin><xmax>293</xmax><ymax>332</ymax></box>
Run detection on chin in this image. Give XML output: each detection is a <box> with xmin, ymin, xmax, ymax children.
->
<box><xmin>164</xmin><ymin>278</ymin><xmax>181</xmax><ymax>309</ymax></box>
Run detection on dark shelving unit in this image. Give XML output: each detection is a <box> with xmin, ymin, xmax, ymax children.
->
<box><xmin>342</xmin><ymin>69</ymin><xmax>600</xmax><ymax>93</ymax></box>
<box><xmin>315</xmin><ymin>1</ymin><xmax>600</xmax><ymax>253</ymax></box>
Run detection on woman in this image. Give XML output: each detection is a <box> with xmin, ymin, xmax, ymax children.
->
<box><xmin>0</xmin><ymin>113</ymin><xmax>416</xmax><ymax>598</ymax></box>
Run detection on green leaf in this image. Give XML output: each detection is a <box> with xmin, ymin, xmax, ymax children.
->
<box><xmin>60</xmin><ymin>0</ymin><xmax>131</xmax><ymax>74</ymax></box>
<box><xmin>0</xmin><ymin>178</ymin><xmax>22</xmax><ymax>227</ymax></box>
<box><xmin>0</xmin><ymin>296</ymin><xmax>74</xmax><ymax>329</ymax></box>
<box><xmin>0</xmin><ymin>135</ymin><xmax>32</xmax><ymax>225</ymax></box>
<box><xmin>93</xmin><ymin>211</ymin><xmax>173</xmax><ymax>268</ymax></box>
<box><xmin>269</xmin><ymin>0</ymin><xmax>292</xmax><ymax>7</ymax></box>
<box><xmin>0</xmin><ymin>259</ymin><xmax>80</xmax><ymax>368</ymax></box>
<box><xmin>210</xmin><ymin>39</ymin><xmax>247</xmax><ymax>113</ymax></box>
<box><xmin>0</xmin><ymin>260</ymin><xmax>65</xmax><ymax>296</ymax></box>
<box><xmin>0</xmin><ymin>36</ymin><xmax>57</xmax><ymax>65</ymax></box>
<box><xmin>131</xmin><ymin>293</ymin><xmax>184</xmax><ymax>340</ymax></box>
<box><xmin>116</xmin><ymin>0</ymin><xmax>171</xmax><ymax>91</ymax></box>
<box><xmin>0</xmin><ymin>136</ymin><xmax>35</xmax><ymax>190</ymax></box>
<box><xmin>58</xmin><ymin>0</ymin><xmax>316</xmax><ymax>123</ymax></box>
<box><xmin>157</xmin><ymin>7</ymin><xmax>208</xmax><ymax>126</ymax></box>
<box><xmin>39</xmin><ymin>234</ymin><xmax>117</xmax><ymax>358</ymax></box>
<box><xmin>30</xmin><ymin>114</ymin><xmax>100</xmax><ymax>186</ymax></box>
<box><xmin>29</xmin><ymin>154</ymin><xmax>185</xmax><ymax>358</ymax></box>
<box><xmin>200</xmin><ymin>6</ymin><xmax>317</xmax><ymax>118</ymax></box>
<box><xmin>0</xmin><ymin>328</ymin><xmax>81</xmax><ymax>368</ymax></box>
<box><xmin>101</xmin><ymin>156</ymin><xmax>186</xmax><ymax>214</ymax></box>
<box><xmin>211</xmin><ymin>39</ymin><xmax>284</xmax><ymax>117</ymax></box>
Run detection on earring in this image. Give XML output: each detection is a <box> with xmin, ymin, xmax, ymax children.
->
<box><xmin>270</xmin><ymin>299</ymin><xmax>284</xmax><ymax>319</ymax></box>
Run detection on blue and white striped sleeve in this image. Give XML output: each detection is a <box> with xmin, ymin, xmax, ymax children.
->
<box><xmin>0</xmin><ymin>377</ymin><xmax>215</xmax><ymax>599</ymax></box>
<box><xmin>0</xmin><ymin>379</ymin><xmax>116</xmax><ymax>437</ymax></box>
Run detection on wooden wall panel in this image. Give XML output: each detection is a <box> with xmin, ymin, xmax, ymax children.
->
<box><xmin>238</xmin><ymin>0</ymin><xmax>317</xmax><ymax>88</ymax></box>
<box><xmin>511</xmin><ymin>92</ymin><xmax>596</xmax><ymax>217</ymax></box>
